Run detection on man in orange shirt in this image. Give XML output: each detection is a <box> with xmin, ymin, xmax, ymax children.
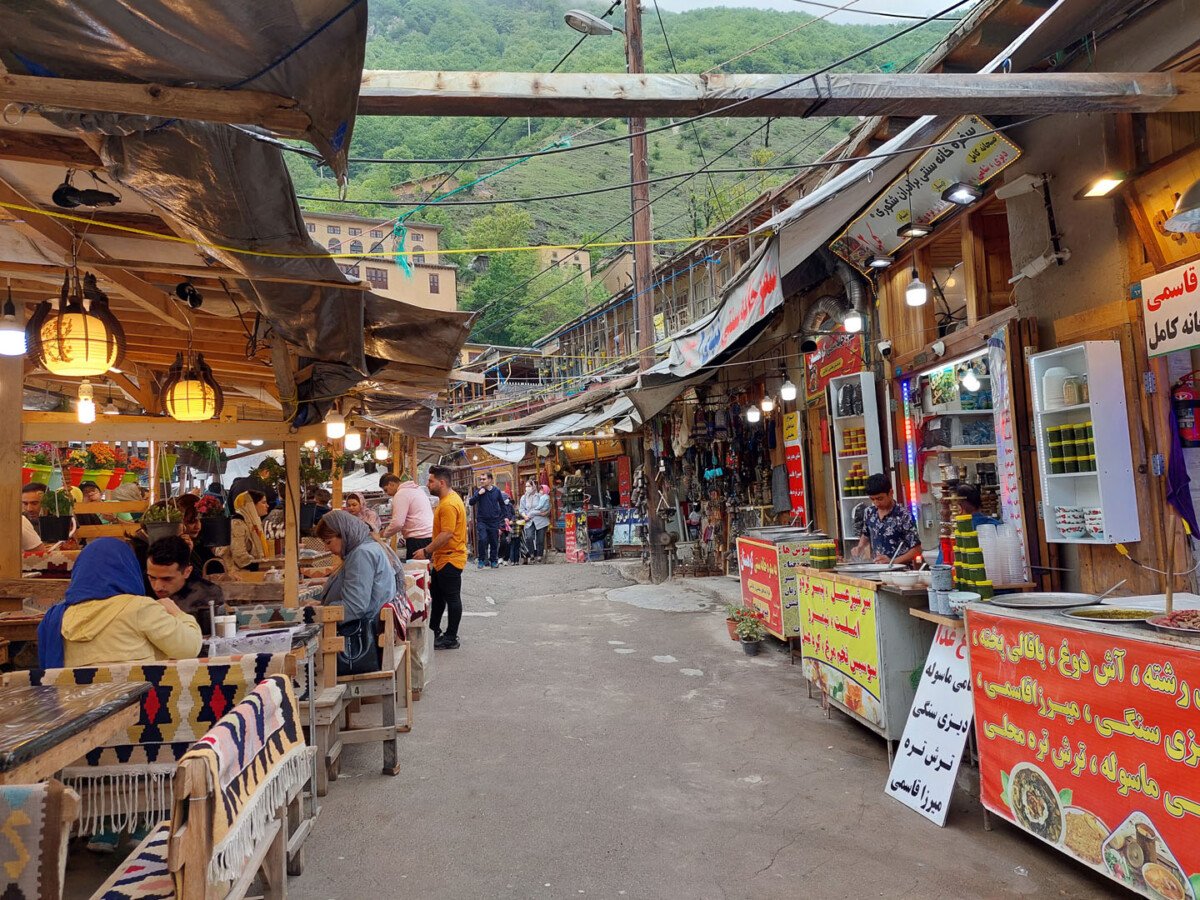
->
<box><xmin>412</xmin><ymin>465</ymin><xmax>467</xmax><ymax>650</ymax></box>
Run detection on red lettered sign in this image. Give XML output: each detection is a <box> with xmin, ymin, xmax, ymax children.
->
<box><xmin>968</xmin><ymin>608</ymin><xmax>1200</xmax><ymax>898</ymax></box>
<box><xmin>736</xmin><ymin>537</ymin><xmax>781</xmax><ymax>637</ymax></box>
<box><xmin>617</xmin><ymin>455</ymin><xmax>632</xmax><ymax>507</ymax></box>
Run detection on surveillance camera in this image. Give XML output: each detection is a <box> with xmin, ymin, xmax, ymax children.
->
<box><xmin>877</xmin><ymin>340</ymin><xmax>892</xmax><ymax>357</ymax></box>
<box><xmin>996</xmin><ymin>173</ymin><xmax>1049</xmax><ymax>201</ymax></box>
<box><xmin>931</xmin><ymin>339</ymin><xmax>947</xmax><ymax>358</ymax></box>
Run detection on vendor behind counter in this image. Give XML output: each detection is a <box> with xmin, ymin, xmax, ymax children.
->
<box><xmin>852</xmin><ymin>473</ymin><xmax>922</xmax><ymax>566</ymax></box>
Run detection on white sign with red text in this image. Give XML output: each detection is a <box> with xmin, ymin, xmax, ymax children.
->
<box><xmin>884</xmin><ymin>625</ymin><xmax>972</xmax><ymax>826</ymax></box>
<box><xmin>1143</xmin><ymin>261</ymin><xmax>1200</xmax><ymax>357</ymax></box>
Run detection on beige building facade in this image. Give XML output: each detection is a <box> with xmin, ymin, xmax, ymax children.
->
<box><xmin>302</xmin><ymin>210</ymin><xmax>458</xmax><ymax>312</ymax></box>
<box><xmin>535</xmin><ymin>246</ymin><xmax>591</xmax><ymax>286</ymax></box>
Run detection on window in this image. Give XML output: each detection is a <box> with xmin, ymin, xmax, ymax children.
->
<box><xmin>326</xmin><ymin>225</ymin><xmax>341</xmax><ymax>235</ymax></box>
<box><xmin>340</xmin><ymin>263</ymin><xmax>361</xmax><ymax>278</ymax></box>
<box><xmin>366</xmin><ymin>267</ymin><xmax>389</xmax><ymax>289</ymax></box>
<box><xmin>429</xmin><ymin>273</ymin><xmax>440</xmax><ymax>294</ymax></box>
<box><xmin>327</xmin><ymin>239</ymin><xmax>341</xmax><ymax>252</ymax></box>
<box><xmin>413</xmin><ymin>253</ymin><xmax>426</xmax><ymax>265</ymax></box>
<box><xmin>348</xmin><ymin>227</ymin><xmax>362</xmax><ymax>236</ymax></box>
<box><xmin>306</xmin><ymin>222</ymin><xmax>315</xmax><ymax>233</ymax></box>
<box><xmin>349</xmin><ymin>240</ymin><xmax>363</xmax><ymax>254</ymax></box>
<box><xmin>370</xmin><ymin>229</ymin><xmax>383</xmax><ymax>238</ymax></box>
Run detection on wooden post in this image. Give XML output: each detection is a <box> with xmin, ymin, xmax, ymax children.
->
<box><xmin>0</xmin><ymin>356</ymin><xmax>21</xmax><ymax>580</ymax></box>
<box><xmin>408</xmin><ymin>435</ymin><xmax>417</xmax><ymax>482</ymax></box>
<box><xmin>391</xmin><ymin>433</ymin><xmax>402</xmax><ymax>476</ymax></box>
<box><xmin>147</xmin><ymin>440</ymin><xmax>159</xmax><ymax>503</ymax></box>
<box><xmin>283</xmin><ymin>440</ymin><xmax>300</xmax><ymax>608</ymax></box>
<box><xmin>330</xmin><ymin>438</ymin><xmax>344</xmax><ymax>511</ymax></box>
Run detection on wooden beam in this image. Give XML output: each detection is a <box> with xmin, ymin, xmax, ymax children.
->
<box><xmin>0</xmin><ymin>129</ymin><xmax>100</xmax><ymax>167</ymax></box>
<box><xmin>0</xmin><ymin>175</ymin><xmax>188</xmax><ymax>331</ymax></box>
<box><xmin>271</xmin><ymin>335</ymin><xmax>298</xmax><ymax>425</ymax></box>
<box><xmin>283</xmin><ymin>440</ymin><xmax>300</xmax><ymax>609</ymax></box>
<box><xmin>108</xmin><ymin>371</ymin><xmax>158</xmax><ymax>413</ymax></box>
<box><xmin>0</xmin><ymin>73</ymin><xmax>309</xmax><ymax>135</ymax></box>
<box><xmin>21</xmin><ymin>411</ymin><xmax>327</xmax><ymax>444</ymax></box>
<box><xmin>229</xmin><ymin>382</ymin><xmax>283</xmax><ymax>411</ymax></box>
<box><xmin>357</xmin><ymin>70</ymin><xmax>1200</xmax><ymax>118</ymax></box>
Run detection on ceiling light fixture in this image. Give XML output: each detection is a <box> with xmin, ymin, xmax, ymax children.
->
<box><xmin>1078</xmin><ymin>172</ymin><xmax>1126</xmax><ymax>199</ymax></box>
<box><xmin>325</xmin><ymin>409</ymin><xmax>346</xmax><ymax>440</ymax></box>
<box><xmin>344</xmin><ymin>427</ymin><xmax>362</xmax><ymax>452</ymax></box>
<box><xmin>867</xmin><ymin>254</ymin><xmax>893</xmax><ymax>269</ymax></box>
<box><xmin>77</xmin><ymin>379</ymin><xmax>95</xmax><ymax>424</ymax></box>
<box><xmin>51</xmin><ymin>172</ymin><xmax>119</xmax><ymax>209</ymax></box>
<box><xmin>941</xmin><ymin>182</ymin><xmax>982</xmax><ymax>205</ymax></box>
<box><xmin>843</xmin><ymin>309</ymin><xmax>863</xmax><ymax>333</ymax></box>
<box><xmin>374</xmin><ymin>442</ymin><xmax>390</xmax><ymax>461</ymax></box>
<box><xmin>761</xmin><ymin>395</ymin><xmax>775</xmax><ymax>414</ymax></box>
<box><xmin>26</xmin><ymin>270</ymin><xmax>125</xmax><ymax>376</ymax></box>
<box><xmin>746</xmin><ymin>404</ymin><xmax>762</xmax><ymax>424</ymax></box>
<box><xmin>0</xmin><ymin>281</ymin><xmax>25</xmax><ymax>357</ymax></box>
<box><xmin>906</xmin><ymin>267</ymin><xmax>928</xmax><ymax>307</ymax></box>
<box><xmin>897</xmin><ymin>221</ymin><xmax>933</xmax><ymax>240</ymax></box>
<box><xmin>780</xmin><ymin>378</ymin><xmax>797</xmax><ymax>402</ymax></box>
<box><xmin>961</xmin><ymin>368</ymin><xmax>982</xmax><ymax>392</ymax></box>
<box><xmin>162</xmin><ymin>350</ymin><xmax>223</xmax><ymax>422</ymax></box>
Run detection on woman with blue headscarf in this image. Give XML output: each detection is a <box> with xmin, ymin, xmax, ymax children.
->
<box><xmin>38</xmin><ymin>538</ymin><xmax>202</xmax><ymax>668</ymax></box>
<box><xmin>315</xmin><ymin>511</ymin><xmax>402</xmax><ymax>674</ymax></box>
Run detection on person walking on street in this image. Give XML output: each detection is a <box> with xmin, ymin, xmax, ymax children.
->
<box><xmin>468</xmin><ymin>472</ymin><xmax>504</xmax><ymax>569</ymax></box>
<box><xmin>413</xmin><ymin>466</ymin><xmax>467</xmax><ymax>650</ymax></box>
<box><xmin>379</xmin><ymin>472</ymin><xmax>434</xmax><ymax>559</ymax></box>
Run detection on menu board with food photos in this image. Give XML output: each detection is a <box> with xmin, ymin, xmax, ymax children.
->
<box><xmin>968</xmin><ymin>608</ymin><xmax>1200</xmax><ymax>899</ymax></box>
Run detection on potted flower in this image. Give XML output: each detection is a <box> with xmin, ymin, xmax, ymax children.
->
<box><xmin>22</xmin><ymin>443</ymin><xmax>55</xmax><ymax>486</ymax></box>
<box><xmin>39</xmin><ymin>488</ymin><xmax>75</xmax><ymax>542</ymax></box>
<box><xmin>141</xmin><ymin>501</ymin><xmax>183</xmax><ymax>544</ymax></box>
<box><xmin>195</xmin><ymin>493</ymin><xmax>231</xmax><ymax>548</ymax></box>
<box><xmin>254</xmin><ymin>457</ymin><xmax>285</xmax><ymax>487</ymax></box>
<box><xmin>83</xmin><ymin>442</ymin><xmax>118</xmax><ymax>490</ymax></box>
<box><xmin>724</xmin><ymin>603</ymin><xmax>747</xmax><ymax>641</ymax></box>
<box><xmin>65</xmin><ymin>447</ymin><xmax>89</xmax><ymax>487</ymax></box>
<box><xmin>735</xmin><ymin>610</ymin><xmax>767</xmax><ymax>656</ymax></box>
<box><xmin>317</xmin><ymin>447</ymin><xmax>334</xmax><ymax>473</ymax></box>
<box><xmin>363</xmin><ymin>453</ymin><xmax>378</xmax><ymax>475</ymax></box>
<box><xmin>338</xmin><ymin>451</ymin><xmax>357</xmax><ymax>475</ymax></box>
<box><xmin>123</xmin><ymin>456</ymin><xmax>147</xmax><ymax>483</ymax></box>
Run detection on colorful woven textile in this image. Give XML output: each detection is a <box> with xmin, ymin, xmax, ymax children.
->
<box><xmin>90</xmin><ymin>821</ymin><xmax>172</xmax><ymax>900</ymax></box>
<box><xmin>0</xmin><ymin>781</ymin><xmax>74</xmax><ymax>900</ymax></box>
<box><xmin>182</xmin><ymin>674</ymin><xmax>309</xmax><ymax>883</ymax></box>
<box><xmin>232</xmin><ymin>604</ymin><xmax>313</xmax><ymax>629</ymax></box>
<box><xmin>4</xmin><ymin>653</ymin><xmax>289</xmax><ymax>833</ymax></box>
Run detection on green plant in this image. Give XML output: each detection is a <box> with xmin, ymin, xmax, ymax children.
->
<box><xmin>40</xmin><ymin>489</ymin><xmax>74</xmax><ymax>516</ymax></box>
<box><xmin>254</xmin><ymin>458</ymin><xmax>285</xmax><ymax>483</ymax></box>
<box><xmin>735</xmin><ymin>612</ymin><xmax>766</xmax><ymax>642</ymax></box>
<box><xmin>141</xmin><ymin>503</ymin><xmax>183</xmax><ymax>524</ymax></box>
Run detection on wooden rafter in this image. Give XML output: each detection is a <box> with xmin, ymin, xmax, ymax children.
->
<box><xmin>0</xmin><ymin>128</ymin><xmax>100</xmax><ymax>168</ymax></box>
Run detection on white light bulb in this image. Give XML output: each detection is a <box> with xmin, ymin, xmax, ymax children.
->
<box><xmin>325</xmin><ymin>411</ymin><xmax>346</xmax><ymax>440</ymax></box>
<box><xmin>0</xmin><ymin>316</ymin><xmax>24</xmax><ymax>356</ymax></box>
<box><xmin>780</xmin><ymin>379</ymin><xmax>797</xmax><ymax>402</ymax></box>
<box><xmin>77</xmin><ymin>379</ymin><xmax>96</xmax><ymax>424</ymax></box>
<box><xmin>304</xmin><ymin>439</ymin><xmax>318</xmax><ymax>450</ymax></box>
<box><xmin>906</xmin><ymin>271</ymin><xmax>928</xmax><ymax>307</ymax></box>
<box><xmin>746</xmin><ymin>405</ymin><xmax>762</xmax><ymax>424</ymax></box>
<box><xmin>250</xmin><ymin>439</ymin><xmax>264</xmax><ymax>447</ymax></box>
<box><xmin>344</xmin><ymin>429</ymin><xmax>362</xmax><ymax>452</ymax></box>
<box><xmin>843</xmin><ymin>311</ymin><xmax>863</xmax><ymax>333</ymax></box>
<box><xmin>962</xmin><ymin>370</ymin><xmax>981</xmax><ymax>392</ymax></box>
<box><xmin>761</xmin><ymin>396</ymin><xmax>775</xmax><ymax>413</ymax></box>
<box><xmin>374</xmin><ymin>443</ymin><xmax>390</xmax><ymax>461</ymax></box>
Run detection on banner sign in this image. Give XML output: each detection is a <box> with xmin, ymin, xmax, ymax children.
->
<box><xmin>805</xmin><ymin>333</ymin><xmax>864</xmax><ymax>403</ymax></box>
<box><xmin>831</xmin><ymin>115</ymin><xmax>1021</xmax><ymax>274</ymax></box>
<box><xmin>670</xmin><ymin>241</ymin><xmax>781</xmax><ymax>377</ymax></box>
<box><xmin>968</xmin><ymin>608</ymin><xmax>1200</xmax><ymax>898</ymax></box>
<box><xmin>617</xmin><ymin>455</ymin><xmax>632</xmax><ymax>506</ymax></box>
<box><xmin>782</xmin><ymin>411</ymin><xmax>807</xmax><ymax>523</ymax></box>
<box><xmin>737</xmin><ymin>537</ymin><xmax>783</xmax><ymax>637</ymax></box>
<box><xmin>886</xmin><ymin>625</ymin><xmax>973</xmax><ymax>826</ymax></box>
<box><xmin>800</xmin><ymin>571</ymin><xmax>883</xmax><ymax>728</ymax></box>
<box><xmin>1142</xmin><ymin>261</ymin><xmax>1200</xmax><ymax>357</ymax></box>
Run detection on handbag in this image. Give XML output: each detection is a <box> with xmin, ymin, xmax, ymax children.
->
<box><xmin>337</xmin><ymin>615</ymin><xmax>380</xmax><ymax>675</ymax></box>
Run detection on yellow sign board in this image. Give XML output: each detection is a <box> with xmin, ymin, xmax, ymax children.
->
<box><xmin>782</xmin><ymin>411</ymin><xmax>800</xmax><ymax>444</ymax></box>
<box><xmin>799</xmin><ymin>571</ymin><xmax>883</xmax><ymax>727</ymax></box>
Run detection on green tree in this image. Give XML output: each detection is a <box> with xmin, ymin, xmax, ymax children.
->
<box><xmin>461</xmin><ymin>209</ymin><xmax>538</xmax><ymax>345</ymax></box>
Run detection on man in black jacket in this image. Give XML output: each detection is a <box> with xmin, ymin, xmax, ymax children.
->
<box><xmin>468</xmin><ymin>472</ymin><xmax>504</xmax><ymax>569</ymax></box>
<box><xmin>146</xmin><ymin>535</ymin><xmax>223</xmax><ymax>635</ymax></box>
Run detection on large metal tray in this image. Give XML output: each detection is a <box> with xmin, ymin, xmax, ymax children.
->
<box><xmin>989</xmin><ymin>592</ymin><xmax>1098</xmax><ymax>609</ymax></box>
<box><xmin>834</xmin><ymin>563</ymin><xmax>906</xmax><ymax>574</ymax></box>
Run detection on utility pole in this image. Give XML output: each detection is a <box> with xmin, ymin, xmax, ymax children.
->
<box><xmin>626</xmin><ymin>0</ymin><xmax>667</xmax><ymax>582</ymax></box>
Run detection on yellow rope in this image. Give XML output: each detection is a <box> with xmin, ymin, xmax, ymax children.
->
<box><xmin>0</xmin><ymin>200</ymin><xmax>751</xmax><ymax>261</ymax></box>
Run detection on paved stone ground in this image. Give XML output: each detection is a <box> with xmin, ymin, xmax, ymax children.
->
<box><xmin>67</xmin><ymin>559</ymin><xmax>1114</xmax><ymax>898</ymax></box>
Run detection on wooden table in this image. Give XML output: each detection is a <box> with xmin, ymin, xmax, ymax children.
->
<box><xmin>0</xmin><ymin>683</ymin><xmax>150</xmax><ymax>784</ymax></box>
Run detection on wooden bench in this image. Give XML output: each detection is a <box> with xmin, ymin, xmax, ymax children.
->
<box><xmin>90</xmin><ymin>674</ymin><xmax>317</xmax><ymax>899</ymax></box>
<box><xmin>0</xmin><ymin>780</ymin><xmax>79</xmax><ymax>899</ymax></box>
<box><xmin>3</xmin><ymin>653</ymin><xmax>295</xmax><ymax>837</ymax></box>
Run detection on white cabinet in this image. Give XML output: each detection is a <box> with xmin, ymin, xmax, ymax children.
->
<box><xmin>1029</xmin><ymin>341</ymin><xmax>1139</xmax><ymax>544</ymax></box>
<box><xmin>828</xmin><ymin>372</ymin><xmax>884</xmax><ymax>545</ymax></box>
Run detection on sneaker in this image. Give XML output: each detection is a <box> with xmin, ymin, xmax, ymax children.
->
<box><xmin>435</xmin><ymin>636</ymin><xmax>460</xmax><ymax>649</ymax></box>
<box><xmin>87</xmin><ymin>830</ymin><xmax>121</xmax><ymax>854</ymax></box>
<box><xmin>490</xmin><ymin>562</ymin><xmax>499</xmax><ymax>568</ymax></box>
<box><xmin>477</xmin><ymin>561</ymin><xmax>486</xmax><ymax>569</ymax></box>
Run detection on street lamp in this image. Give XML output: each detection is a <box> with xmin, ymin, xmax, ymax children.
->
<box><xmin>564</xmin><ymin>9</ymin><xmax>621</xmax><ymax>35</ymax></box>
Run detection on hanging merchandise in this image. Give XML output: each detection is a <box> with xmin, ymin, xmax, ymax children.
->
<box><xmin>1173</xmin><ymin>371</ymin><xmax>1200</xmax><ymax>448</ymax></box>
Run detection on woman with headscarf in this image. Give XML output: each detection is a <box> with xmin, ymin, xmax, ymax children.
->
<box><xmin>528</xmin><ymin>485</ymin><xmax>553</xmax><ymax>562</ymax></box>
<box><xmin>229</xmin><ymin>490</ymin><xmax>270</xmax><ymax>571</ymax></box>
<box><xmin>37</xmin><ymin>538</ymin><xmax>202</xmax><ymax>668</ymax></box>
<box><xmin>344</xmin><ymin>491</ymin><xmax>381</xmax><ymax>533</ymax></box>
<box><xmin>315</xmin><ymin>511</ymin><xmax>401</xmax><ymax>674</ymax></box>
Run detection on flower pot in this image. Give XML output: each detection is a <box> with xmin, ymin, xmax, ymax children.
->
<box><xmin>83</xmin><ymin>470</ymin><xmax>113</xmax><ymax>490</ymax></box>
<box><xmin>741</xmin><ymin>638</ymin><xmax>762</xmax><ymax>657</ymax></box>
<box><xmin>177</xmin><ymin>449</ymin><xmax>200</xmax><ymax>470</ymax></box>
<box><xmin>122</xmin><ymin>471</ymin><xmax>141</xmax><ymax>484</ymax></box>
<box><xmin>67</xmin><ymin>466</ymin><xmax>84</xmax><ymax>487</ymax></box>
<box><xmin>38</xmin><ymin>515</ymin><xmax>73</xmax><ymax>543</ymax></box>
<box><xmin>343</xmin><ymin>460</ymin><xmax>356</xmax><ymax>474</ymax></box>
<box><xmin>106</xmin><ymin>468</ymin><xmax>126</xmax><ymax>490</ymax></box>
<box><xmin>199</xmin><ymin>516</ymin><xmax>232</xmax><ymax>548</ymax></box>
<box><xmin>364</xmin><ymin>461</ymin><xmax>378</xmax><ymax>475</ymax></box>
<box><xmin>320</xmin><ymin>458</ymin><xmax>333</xmax><ymax>472</ymax></box>
<box><xmin>725</xmin><ymin>618</ymin><xmax>739</xmax><ymax>641</ymax></box>
<box><xmin>21</xmin><ymin>467</ymin><xmax>32</xmax><ymax>485</ymax></box>
<box><xmin>144</xmin><ymin>521</ymin><xmax>182</xmax><ymax>544</ymax></box>
<box><xmin>25</xmin><ymin>464</ymin><xmax>51</xmax><ymax>485</ymax></box>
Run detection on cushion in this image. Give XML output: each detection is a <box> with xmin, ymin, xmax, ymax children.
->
<box><xmin>89</xmin><ymin>821</ymin><xmax>173</xmax><ymax>900</ymax></box>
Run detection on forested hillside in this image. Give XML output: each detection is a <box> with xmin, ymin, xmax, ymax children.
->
<box><xmin>289</xmin><ymin>0</ymin><xmax>956</xmax><ymax>344</ymax></box>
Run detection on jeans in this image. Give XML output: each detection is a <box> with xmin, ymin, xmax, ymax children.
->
<box><xmin>476</xmin><ymin>520</ymin><xmax>500</xmax><ymax>566</ymax></box>
<box><xmin>533</xmin><ymin>525</ymin><xmax>547</xmax><ymax>559</ymax></box>
<box><xmin>430</xmin><ymin>563</ymin><xmax>463</xmax><ymax>640</ymax></box>
<box><xmin>405</xmin><ymin>536</ymin><xmax>431</xmax><ymax>560</ymax></box>
<box><xmin>508</xmin><ymin>530</ymin><xmax>522</xmax><ymax>564</ymax></box>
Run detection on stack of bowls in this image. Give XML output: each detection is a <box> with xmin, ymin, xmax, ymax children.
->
<box><xmin>1054</xmin><ymin>505</ymin><xmax>1086</xmax><ymax>539</ymax></box>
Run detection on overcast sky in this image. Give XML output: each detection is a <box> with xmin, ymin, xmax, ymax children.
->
<box><xmin>653</xmin><ymin>0</ymin><xmax>969</xmax><ymax>25</ymax></box>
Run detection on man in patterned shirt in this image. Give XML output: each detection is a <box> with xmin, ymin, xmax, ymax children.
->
<box><xmin>852</xmin><ymin>473</ymin><xmax>922</xmax><ymax>565</ymax></box>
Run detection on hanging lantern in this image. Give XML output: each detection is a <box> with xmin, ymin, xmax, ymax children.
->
<box><xmin>162</xmin><ymin>351</ymin><xmax>223</xmax><ymax>422</ymax></box>
<box><xmin>344</xmin><ymin>428</ymin><xmax>362</xmax><ymax>452</ymax></box>
<box><xmin>26</xmin><ymin>271</ymin><xmax>125</xmax><ymax>376</ymax></box>
<box><xmin>374</xmin><ymin>442</ymin><xmax>390</xmax><ymax>461</ymax></box>
<box><xmin>325</xmin><ymin>410</ymin><xmax>346</xmax><ymax>440</ymax></box>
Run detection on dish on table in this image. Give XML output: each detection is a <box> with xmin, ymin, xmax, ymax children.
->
<box><xmin>1147</xmin><ymin>609</ymin><xmax>1200</xmax><ymax>635</ymax></box>
<box><xmin>989</xmin><ymin>592</ymin><xmax>1099</xmax><ymax>609</ymax></box>
<box><xmin>1062</xmin><ymin>607</ymin><xmax>1157</xmax><ymax>623</ymax></box>
<box><xmin>1102</xmin><ymin>811</ymin><xmax>1193</xmax><ymax>899</ymax></box>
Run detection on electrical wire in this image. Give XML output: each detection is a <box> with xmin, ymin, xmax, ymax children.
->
<box><xmin>781</xmin><ymin>0</ymin><xmax>966</xmax><ymax>20</ymax></box>
<box><xmin>702</xmin><ymin>0</ymin><xmax>862</xmax><ymax>75</ymax></box>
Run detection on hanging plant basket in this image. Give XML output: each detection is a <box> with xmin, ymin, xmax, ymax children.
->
<box><xmin>199</xmin><ymin>516</ymin><xmax>232</xmax><ymax>548</ymax></box>
<box><xmin>144</xmin><ymin>521</ymin><xmax>182</xmax><ymax>544</ymax></box>
<box><xmin>343</xmin><ymin>460</ymin><xmax>356</xmax><ymax>474</ymax></box>
<box><xmin>39</xmin><ymin>516</ymin><xmax>73</xmax><ymax>543</ymax></box>
<box><xmin>83</xmin><ymin>470</ymin><xmax>114</xmax><ymax>489</ymax></box>
<box><xmin>24</xmin><ymin>464</ymin><xmax>51</xmax><ymax>485</ymax></box>
<box><xmin>121</xmin><ymin>471</ymin><xmax>141</xmax><ymax>484</ymax></box>
<box><xmin>364</xmin><ymin>460</ymin><xmax>378</xmax><ymax>475</ymax></box>
<box><xmin>320</xmin><ymin>458</ymin><xmax>333</xmax><ymax>472</ymax></box>
<box><xmin>66</xmin><ymin>466</ymin><xmax>84</xmax><ymax>487</ymax></box>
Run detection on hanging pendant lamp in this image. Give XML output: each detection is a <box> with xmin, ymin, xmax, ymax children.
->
<box><xmin>162</xmin><ymin>350</ymin><xmax>223</xmax><ymax>421</ymax></box>
<box><xmin>26</xmin><ymin>271</ymin><xmax>125</xmax><ymax>376</ymax></box>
